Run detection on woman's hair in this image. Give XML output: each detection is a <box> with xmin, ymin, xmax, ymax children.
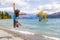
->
<box><xmin>15</xmin><ymin>9</ymin><xmax>20</xmax><ymax>17</ymax></box>
<box><xmin>15</xmin><ymin>9</ymin><xmax>20</xmax><ymax>13</ymax></box>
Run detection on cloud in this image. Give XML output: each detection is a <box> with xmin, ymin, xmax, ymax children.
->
<box><xmin>37</xmin><ymin>3</ymin><xmax>60</xmax><ymax>14</ymax></box>
<box><xmin>0</xmin><ymin>7</ymin><xmax>13</xmax><ymax>12</ymax></box>
<box><xmin>0</xmin><ymin>6</ymin><xmax>30</xmax><ymax>12</ymax></box>
<box><xmin>20</xmin><ymin>7</ymin><xmax>39</xmax><ymax>14</ymax></box>
<box><xmin>49</xmin><ymin>0</ymin><xmax>60</xmax><ymax>3</ymax></box>
<box><xmin>0</xmin><ymin>0</ymin><xmax>60</xmax><ymax>14</ymax></box>
<box><xmin>0</xmin><ymin>0</ymin><xmax>29</xmax><ymax>6</ymax></box>
<box><xmin>0</xmin><ymin>0</ymin><xmax>31</xmax><ymax>13</ymax></box>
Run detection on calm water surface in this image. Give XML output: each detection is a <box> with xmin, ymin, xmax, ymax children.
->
<box><xmin>0</xmin><ymin>18</ymin><xmax>60</xmax><ymax>38</ymax></box>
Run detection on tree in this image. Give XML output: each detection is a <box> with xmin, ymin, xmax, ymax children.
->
<box><xmin>0</xmin><ymin>11</ymin><xmax>12</xmax><ymax>19</ymax></box>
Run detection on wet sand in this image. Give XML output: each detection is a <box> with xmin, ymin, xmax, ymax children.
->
<box><xmin>0</xmin><ymin>30</ymin><xmax>24</xmax><ymax>40</ymax></box>
<box><xmin>0</xmin><ymin>27</ymin><xmax>57</xmax><ymax>40</ymax></box>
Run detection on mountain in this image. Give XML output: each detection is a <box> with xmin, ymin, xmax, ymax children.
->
<box><xmin>7</xmin><ymin>11</ymin><xmax>60</xmax><ymax>19</ymax></box>
<box><xmin>18</xmin><ymin>14</ymin><xmax>37</xmax><ymax>19</ymax></box>
<box><xmin>47</xmin><ymin>12</ymin><xmax>60</xmax><ymax>18</ymax></box>
<box><xmin>7</xmin><ymin>12</ymin><xmax>37</xmax><ymax>19</ymax></box>
<box><xmin>18</xmin><ymin>12</ymin><xmax>60</xmax><ymax>18</ymax></box>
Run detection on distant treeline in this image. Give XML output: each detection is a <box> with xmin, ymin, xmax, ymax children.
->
<box><xmin>0</xmin><ymin>11</ymin><xmax>12</xmax><ymax>19</ymax></box>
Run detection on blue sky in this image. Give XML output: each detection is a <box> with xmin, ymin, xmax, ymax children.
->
<box><xmin>0</xmin><ymin>0</ymin><xmax>60</xmax><ymax>14</ymax></box>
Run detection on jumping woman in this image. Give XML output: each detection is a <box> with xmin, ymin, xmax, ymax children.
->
<box><xmin>13</xmin><ymin>3</ymin><xmax>21</xmax><ymax>28</ymax></box>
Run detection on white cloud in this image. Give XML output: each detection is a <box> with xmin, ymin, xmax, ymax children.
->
<box><xmin>0</xmin><ymin>0</ymin><xmax>28</xmax><ymax>6</ymax></box>
<box><xmin>0</xmin><ymin>7</ymin><xmax>13</xmax><ymax>12</ymax></box>
<box><xmin>0</xmin><ymin>0</ymin><xmax>60</xmax><ymax>15</ymax></box>
<box><xmin>0</xmin><ymin>0</ymin><xmax>31</xmax><ymax>13</ymax></box>
<box><xmin>49</xmin><ymin>0</ymin><xmax>60</xmax><ymax>3</ymax></box>
<box><xmin>0</xmin><ymin>6</ymin><xmax>30</xmax><ymax>12</ymax></box>
<box><xmin>37</xmin><ymin>3</ymin><xmax>60</xmax><ymax>14</ymax></box>
<box><xmin>21</xmin><ymin>8</ymin><xmax>39</xmax><ymax>14</ymax></box>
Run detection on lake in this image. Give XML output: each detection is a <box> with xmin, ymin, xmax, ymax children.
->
<box><xmin>0</xmin><ymin>18</ymin><xmax>60</xmax><ymax>39</ymax></box>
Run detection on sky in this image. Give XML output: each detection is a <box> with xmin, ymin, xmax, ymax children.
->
<box><xmin>0</xmin><ymin>0</ymin><xmax>60</xmax><ymax>14</ymax></box>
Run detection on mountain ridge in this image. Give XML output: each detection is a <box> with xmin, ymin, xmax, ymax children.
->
<box><xmin>8</xmin><ymin>12</ymin><xmax>60</xmax><ymax>18</ymax></box>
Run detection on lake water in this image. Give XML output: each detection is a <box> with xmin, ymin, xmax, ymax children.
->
<box><xmin>0</xmin><ymin>18</ymin><xmax>60</xmax><ymax>39</ymax></box>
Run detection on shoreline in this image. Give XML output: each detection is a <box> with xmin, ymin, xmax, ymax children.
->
<box><xmin>0</xmin><ymin>27</ymin><xmax>60</xmax><ymax>40</ymax></box>
<box><xmin>0</xmin><ymin>29</ymin><xmax>24</xmax><ymax>40</ymax></box>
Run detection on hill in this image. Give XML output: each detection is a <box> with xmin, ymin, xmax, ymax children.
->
<box><xmin>47</xmin><ymin>12</ymin><xmax>60</xmax><ymax>18</ymax></box>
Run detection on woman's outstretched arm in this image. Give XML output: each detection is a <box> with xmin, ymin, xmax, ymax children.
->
<box><xmin>13</xmin><ymin>3</ymin><xmax>15</xmax><ymax>12</ymax></box>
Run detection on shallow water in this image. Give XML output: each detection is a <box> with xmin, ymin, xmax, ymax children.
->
<box><xmin>0</xmin><ymin>18</ymin><xmax>60</xmax><ymax>38</ymax></box>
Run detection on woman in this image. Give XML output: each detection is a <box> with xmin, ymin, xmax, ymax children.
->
<box><xmin>13</xmin><ymin>3</ymin><xmax>21</xmax><ymax>28</ymax></box>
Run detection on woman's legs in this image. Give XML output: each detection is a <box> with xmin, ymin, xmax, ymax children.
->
<box><xmin>14</xmin><ymin>20</ymin><xmax>16</xmax><ymax>28</ymax></box>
